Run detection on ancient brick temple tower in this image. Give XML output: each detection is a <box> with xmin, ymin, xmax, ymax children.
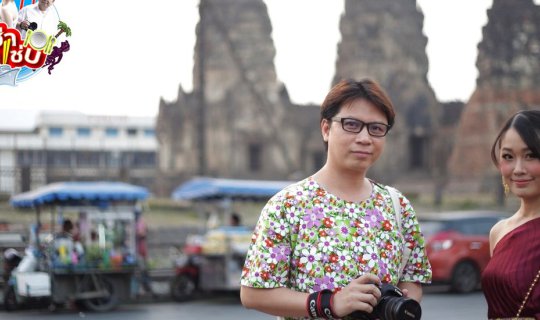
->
<box><xmin>333</xmin><ymin>0</ymin><xmax>441</xmax><ymax>182</ymax></box>
<box><xmin>156</xmin><ymin>0</ymin><xmax>322</xmax><ymax>195</ymax></box>
<box><xmin>448</xmin><ymin>0</ymin><xmax>540</xmax><ymax>194</ymax></box>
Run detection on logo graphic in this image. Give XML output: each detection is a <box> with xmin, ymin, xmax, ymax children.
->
<box><xmin>0</xmin><ymin>0</ymin><xmax>71</xmax><ymax>86</ymax></box>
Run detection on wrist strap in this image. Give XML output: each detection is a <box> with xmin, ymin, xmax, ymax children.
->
<box><xmin>316</xmin><ymin>290</ymin><xmax>324</xmax><ymax>318</ymax></box>
<box><xmin>306</xmin><ymin>290</ymin><xmax>336</xmax><ymax>319</ymax></box>
<box><xmin>307</xmin><ymin>291</ymin><xmax>318</xmax><ymax>318</ymax></box>
<box><xmin>320</xmin><ymin>289</ymin><xmax>337</xmax><ymax>320</ymax></box>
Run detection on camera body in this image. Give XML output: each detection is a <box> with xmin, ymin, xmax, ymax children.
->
<box><xmin>348</xmin><ymin>283</ymin><xmax>422</xmax><ymax>320</ymax></box>
<box><xmin>28</xmin><ymin>22</ymin><xmax>38</xmax><ymax>31</ymax></box>
<box><xmin>21</xmin><ymin>21</ymin><xmax>38</xmax><ymax>31</ymax></box>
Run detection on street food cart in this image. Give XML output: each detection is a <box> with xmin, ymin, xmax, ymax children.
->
<box><xmin>5</xmin><ymin>181</ymin><xmax>149</xmax><ymax>311</ymax></box>
<box><xmin>169</xmin><ymin>177</ymin><xmax>292</xmax><ymax>301</ymax></box>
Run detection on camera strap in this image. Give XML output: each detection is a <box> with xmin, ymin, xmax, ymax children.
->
<box><xmin>386</xmin><ymin>186</ymin><xmax>411</xmax><ymax>277</ymax></box>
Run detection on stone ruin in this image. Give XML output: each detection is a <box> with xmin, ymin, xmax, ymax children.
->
<box><xmin>448</xmin><ymin>0</ymin><xmax>540</xmax><ymax>194</ymax></box>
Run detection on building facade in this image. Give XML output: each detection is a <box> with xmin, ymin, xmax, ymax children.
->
<box><xmin>0</xmin><ymin>111</ymin><xmax>157</xmax><ymax>195</ymax></box>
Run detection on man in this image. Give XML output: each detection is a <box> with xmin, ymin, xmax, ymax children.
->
<box><xmin>3</xmin><ymin>248</ymin><xmax>22</xmax><ymax>283</ymax></box>
<box><xmin>53</xmin><ymin>219</ymin><xmax>84</xmax><ymax>264</ymax></box>
<box><xmin>230</xmin><ymin>212</ymin><xmax>242</xmax><ymax>227</ymax></box>
<box><xmin>135</xmin><ymin>208</ymin><xmax>156</xmax><ymax>299</ymax></box>
<box><xmin>16</xmin><ymin>0</ymin><xmax>58</xmax><ymax>39</ymax></box>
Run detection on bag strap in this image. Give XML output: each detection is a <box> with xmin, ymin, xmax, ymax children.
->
<box><xmin>516</xmin><ymin>267</ymin><xmax>540</xmax><ymax>318</ymax></box>
<box><xmin>386</xmin><ymin>186</ymin><xmax>410</xmax><ymax>276</ymax></box>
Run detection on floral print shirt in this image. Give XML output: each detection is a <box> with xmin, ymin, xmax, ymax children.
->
<box><xmin>240</xmin><ymin>177</ymin><xmax>432</xmax><ymax>319</ymax></box>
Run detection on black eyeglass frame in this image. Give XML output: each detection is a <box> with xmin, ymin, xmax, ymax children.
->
<box><xmin>330</xmin><ymin>117</ymin><xmax>391</xmax><ymax>137</ymax></box>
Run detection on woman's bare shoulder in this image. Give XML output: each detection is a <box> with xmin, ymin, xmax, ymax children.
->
<box><xmin>489</xmin><ymin>217</ymin><xmax>511</xmax><ymax>254</ymax></box>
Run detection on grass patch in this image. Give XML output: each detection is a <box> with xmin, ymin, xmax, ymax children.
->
<box><xmin>411</xmin><ymin>191</ymin><xmax>518</xmax><ymax>215</ymax></box>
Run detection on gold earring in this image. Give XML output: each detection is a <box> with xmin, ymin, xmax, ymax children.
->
<box><xmin>502</xmin><ymin>176</ymin><xmax>509</xmax><ymax>196</ymax></box>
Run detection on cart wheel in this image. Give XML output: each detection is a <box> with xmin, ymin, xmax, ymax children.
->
<box><xmin>80</xmin><ymin>275</ymin><xmax>118</xmax><ymax>312</ymax></box>
<box><xmin>171</xmin><ymin>274</ymin><xmax>196</xmax><ymax>302</ymax></box>
<box><xmin>3</xmin><ymin>285</ymin><xmax>18</xmax><ymax>311</ymax></box>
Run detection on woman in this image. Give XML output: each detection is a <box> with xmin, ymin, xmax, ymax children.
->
<box><xmin>0</xmin><ymin>0</ymin><xmax>18</xmax><ymax>28</ymax></box>
<box><xmin>240</xmin><ymin>79</ymin><xmax>432</xmax><ymax>319</ymax></box>
<box><xmin>482</xmin><ymin>110</ymin><xmax>540</xmax><ymax>319</ymax></box>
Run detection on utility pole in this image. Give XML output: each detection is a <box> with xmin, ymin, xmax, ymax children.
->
<box><xmin>196</xmin><ymin>0</ymin><xmax>207</xmax><ymax>175</ymax></box>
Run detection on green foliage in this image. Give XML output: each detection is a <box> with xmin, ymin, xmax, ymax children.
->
<box><xmin>57</xmin><ymin>21</ymin><xmax>72</xmax><ymax>37</ymax></box>
<box><xmin>85</xmin><ymin>244</ymin><xmax>102</xmax><ymax>265</ymax></box>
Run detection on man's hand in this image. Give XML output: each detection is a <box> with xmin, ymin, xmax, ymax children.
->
<box><xmin>331</xmin><ymin>273</ymin><xmax>382</xmax><ymax>318</ymax></box>
<box><xmin>19</xmin><ymin>20</ymin><xmax>30</xmax><ymax>30</ymax></box>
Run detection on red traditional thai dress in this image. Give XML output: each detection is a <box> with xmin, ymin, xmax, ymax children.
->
<box><xmin>481</xmin><ymin>217</ymin><xmax>540</xmax><ymax>319</ymax></box>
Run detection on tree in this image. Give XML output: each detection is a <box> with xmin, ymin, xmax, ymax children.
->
<box><xmin>55</xmin><ymin>21</ymin><xmax>72</xmax><ymax>38</ymax></box>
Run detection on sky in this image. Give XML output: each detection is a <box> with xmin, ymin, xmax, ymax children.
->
<box><xmin>0</xmin><ymin>0</ymin><xmax>507</xmax><ymax>128</ymax></box>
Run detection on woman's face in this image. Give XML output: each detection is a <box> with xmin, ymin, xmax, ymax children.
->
<box><xmin>321</xmin><ymin>98</ymin><xmax>387</xmax><ymax>174</ymax></box>
<box><xmin>499</xmin><ymin>128</ymin><xmax>540</xmax><ymax>200</ymax></box>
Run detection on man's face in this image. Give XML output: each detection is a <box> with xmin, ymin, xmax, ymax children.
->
<box><xmin>38</xmin><ymin>0</ymin><xmax>55</xmax><ymax>10</ymax></box>
<box><xmin>321</xmin><ymin>98</ymin><xmax>387</xmax><ymax>175</ymax></box>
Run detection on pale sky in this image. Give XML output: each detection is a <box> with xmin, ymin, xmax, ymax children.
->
<box><xmin>0</xmin><ymin>0</ymin><xmax>507</xmax><ymax>128</ymax></box>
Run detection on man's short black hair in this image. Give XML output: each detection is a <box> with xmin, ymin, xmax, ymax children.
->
<box><xmin>62</xmin><ymin>219</ymin><xmax>73</xmax><ymax>233</ymax></box>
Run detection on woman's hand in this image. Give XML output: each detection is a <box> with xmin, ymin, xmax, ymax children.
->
<box><xmin>331</xmin><ymin>274</ymin><xmax>382</xmax><ymax>317</ymax></box>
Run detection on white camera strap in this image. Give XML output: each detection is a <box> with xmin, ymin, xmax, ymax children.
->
<box><xmin>386</xmin><ymin>186</ymin><xmax>411</xmax><ymax>277</ymax></box>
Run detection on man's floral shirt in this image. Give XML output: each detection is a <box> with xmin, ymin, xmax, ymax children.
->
<box><xmin>241</xmin><ymin>177</ymin><xmax>432</xmax><ymax>296</ymax></box>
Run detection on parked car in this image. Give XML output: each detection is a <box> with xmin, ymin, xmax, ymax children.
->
<box><xmin>419</xmin><ymin>210</ymin><xmax>508</xmax><ymax>293</ymax></box>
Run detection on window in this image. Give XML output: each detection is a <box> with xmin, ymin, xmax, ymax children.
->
<box><xmin>133</xmin><ymin>152</ymin><xmax>156</xmax><ymax>167</ymax></box>
<box><xmin>77</xmin><ymin>127</ymin><xmax>91</xmax><ymax>137</ymax></box>
<box><xmin>47</xmin><ymin>151</ymin><xmax>71</xmax><ymax>167</ymax></box>
<box><xmin>143</xmin><ymin>128</ymin><xmax>155</xmax><ymax>137</ymax></box>
<box><xmin>105</xmin><ymin>152</ymin><xmax>121</xmax><ymax>167</ymax></box>
<box><xmin>17</xmin><ymin>150</ymin><xmax>45</xmax><ymax>166</ymax></box>
<box><xmin>76</xmin><ymin>151</ymin><xmax>101</xmax><ymax>167</ymax></box>
<box><xmin>48</xmin><ymin>127</ymin><xmax>63</xmax><ymax>137</ymax></box>
<box><xmin>105</xmin><ymin>127</ymin><xmax>119</xmax><ymax>137</ymax></box>
<box><xmin>127</xmin><ymin>128</ymin><xmax>138</xmax><ymax>137</ymax></box>
<box><xmin>248</xmin><ymin>144</ymin><xmax>262</xmax><ymax>172</ymax></box>
<box><xmin>120</xmin><ymin>152</ymin><xmax>156</xmax><ymax>167</ymax></box>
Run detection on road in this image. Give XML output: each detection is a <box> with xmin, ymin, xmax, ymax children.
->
<box><xmin>1</xmin><ymin>285</ymin><xmax>487</xmax><ymax>319</ymax></box>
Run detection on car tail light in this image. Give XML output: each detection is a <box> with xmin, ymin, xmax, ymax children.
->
<box><xmin>431</xmin><ymin>239</ymin><xmax>453</xmax><ymax>251</ymax></box>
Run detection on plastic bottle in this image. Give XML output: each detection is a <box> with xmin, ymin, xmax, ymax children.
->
<box><xmin>59</xmin><ymin>245</ymin><xmax>68</xmax><ymax>263</ymax></box>
<box><xmin>102</xmin><ymin>248</ymin><xmax>111</xmax><ymax>268</ymax></box>
<box><xmin>71</xmin><ymin>250</ymin><xmax>79</xmax><ymax>265</ymax></box>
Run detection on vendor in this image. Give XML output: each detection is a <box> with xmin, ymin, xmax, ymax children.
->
<box><xmin>135</xmin><ymin>208</ymin><xmax>156</xmax><ymax>298</ymax></box>
<box><xmin>230</xmin><ymin>212</ymin><xmax>242</xmax><ymax>227</ymax></box>
<box><xmin>53</xmin><ymin>219</ymin><xmax>84</xmax><ymax>265</ymax></box>
<box><xmin>3</xmin><ymin>248</ymin><xmax>22</xmax><ymax>282</ymax></box>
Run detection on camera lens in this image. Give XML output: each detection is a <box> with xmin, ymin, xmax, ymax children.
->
<box><xmin>348</xmin><ymin>284</ymin><xmax>422</xmax><ymax>320</ymax></box>
<box><xmin>379</xmin><ymin>295</ymin><xmax>422</xmax><ymax>320</ymax></box>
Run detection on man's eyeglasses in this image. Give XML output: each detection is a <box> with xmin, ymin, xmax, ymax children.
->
<box><xmin>331</xmin><ymin>117</ymin><xmax>391</xmax><ymax>137</ymax></box>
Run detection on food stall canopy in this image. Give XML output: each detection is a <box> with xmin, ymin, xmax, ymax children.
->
<box><xmin>171</xmin><ymin>177</ymin><xmax>294</xmax><ymax>201</ymax></box>
<box><xmin>10</xmin><ymin>181</ymin><xmax>149</xmax><ymax>208</ymax></box>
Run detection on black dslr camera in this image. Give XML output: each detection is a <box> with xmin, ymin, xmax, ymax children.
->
<box><xmin>348</xmin><ymin>284</ymin><xmax>422</xmax><ymax>320</ymax></box>
<box><xmin>22</xmin><ymin>21</ymin><xmax>37</xmax><ymax>31</ymax></box>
